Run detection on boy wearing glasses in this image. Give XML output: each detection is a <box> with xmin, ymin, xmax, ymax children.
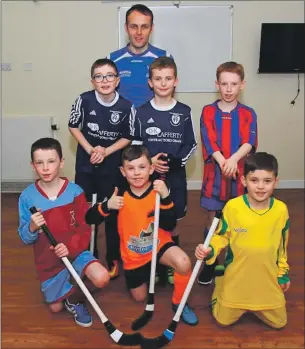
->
<box><xmin>68</xmin><ymin>58</ymin><xmax>136</xmax><ymax>279</ymax></box>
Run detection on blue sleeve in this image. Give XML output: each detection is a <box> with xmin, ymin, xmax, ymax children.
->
<box><xmin>18</xmin><ymin>194</ymin><xmax>39</xmax><ymax>245</ymax></box>
<box><xmin>68</xmin><ymin>96</ymin><xmax>83</xmax><ymax>128</ymax></box>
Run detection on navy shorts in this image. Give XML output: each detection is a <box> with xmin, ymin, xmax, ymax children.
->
<box><xmin>75</xmin><ymin>168</ymin><xmax>125</xmax><ymax>202</ymax></box>
<box><xmin>154</xmin><ymin>168</ymin><xmax>187</xmax><ymax>220</ymax></box>
<box><xmin>124</xmin><ymin>242</ymin><xmax>175</xmax><ymax>289</ymax></box>
<box><xmin>200</xmin><ymin>195</ymin><xmax>227</xmax><ymax>211</ymax></box>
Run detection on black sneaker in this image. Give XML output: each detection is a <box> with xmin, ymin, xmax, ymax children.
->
<box><xmin>197</xmin><ymin>263</ymin><xmax>215</xmax><ymax>285</ymax></box>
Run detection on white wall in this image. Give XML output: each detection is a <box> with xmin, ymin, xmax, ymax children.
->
<box><xmin>2</xmin><ymin>1</ymin><xmax>304</xmax><ymax>186</ymax></box>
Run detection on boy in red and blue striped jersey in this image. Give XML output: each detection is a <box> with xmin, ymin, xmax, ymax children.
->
<box><xmin>198</xmin><ymin>61</ymin><xmax>258</xmax><ymax>285</ymax></box>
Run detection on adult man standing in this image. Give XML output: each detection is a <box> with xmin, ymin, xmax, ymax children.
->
<box><xmin>109</xmin><ymin>4</ymin><xmax>172</xmax><ymax>107</ymax></box>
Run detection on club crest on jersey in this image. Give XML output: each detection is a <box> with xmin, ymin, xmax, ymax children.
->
<box><xmin>70</xmin><ymin>210</ymin><xmax>76</xmax><ymax>226</ymax></box>
<box><xmin>87</xmin><ymin>122</ymin><xmax>99</xmax><ymax>131</ymax></box>
<box><xmin>170</xmin><ymin>113</ymin><xmax>182</xmax><ymax>127</ymax></box>
<box><xmin>109</xmin><ymin>110</ymin><xmax>121</xmax><ymax>125</ymax></box>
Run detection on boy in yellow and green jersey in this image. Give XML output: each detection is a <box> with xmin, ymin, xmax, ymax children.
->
<box><xmin>195</xmin><ymin>152</ymin><xmax>290</xmax><ymax>328</ymax></box>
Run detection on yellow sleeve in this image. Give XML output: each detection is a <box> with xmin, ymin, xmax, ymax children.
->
<box><xmin>206</xmin><ymin>206</ymin><xmax>230</xmax><ymax>265</ymax></box>
<box><xmin>277</xmin><ymin>209</ymin><xmax>290</xmax><ymax>284</ymax></box>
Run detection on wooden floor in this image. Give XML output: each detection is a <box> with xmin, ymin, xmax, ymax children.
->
<box><xmin>1</xmin><ymin>190</ymin><xmax>304</xmax><ymax>349</ymax></box>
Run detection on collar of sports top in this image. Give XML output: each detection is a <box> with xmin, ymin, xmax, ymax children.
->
<box><xmin>243</xmin><ymin>194</ymin><xmax>275</xmax><ymax>216</ymax></box>
<box><xmin>150</xmin><ymin>98</ymin><xmax>177</xmax><ymax>111</ymax></box>
<box><xmin>95</xmin><ymin>90</ymin><xmax>119</xmax><ymax>107</ymax></box>
<box><xmin>127</xmin><ymin>182</ymin><xmax>154</xmax><ymax>200</ymax></box>
<box><xmin>127</xmin><ymin>42</ymin><xmax>151</xmax><ymax>56</ymax></box>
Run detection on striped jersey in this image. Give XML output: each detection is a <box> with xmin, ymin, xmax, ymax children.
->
<box><xmin>207</xmin><ymin>195</ymin><xmax>290</xmax><ymax>310</ymax></box>
<box><xmin>18</xmin><ymin>179</ymin><xmax>91</xmax><ymax>282</ymax></box>
<box><xmin>135</xmin><ymin>99</ymin><xmax>197</xmax><ymax>169</ymax></box>
<box><xmin>68</xmin><ymin>90</ymin><xmax>136</xmax><ymax>174</ymax></box>
<box><xmin>109</xmin><ymin>44</ymin><xmax>172</xmax><ymax>107</ymax></box>
<box><xmin>200</xmin><ymin>100</ymin><xmax>258</xmax><ymax>200</ymax></box>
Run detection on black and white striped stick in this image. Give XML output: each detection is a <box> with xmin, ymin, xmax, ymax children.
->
<box><xmin>29</xmin><ymin>206</ymin><xmax>143</xmax><ymax>346</ymax></box>
<box><xmin>140</xmin><ymin>210</ymin><xmax>222</xmax><ymax>349</ymax></box>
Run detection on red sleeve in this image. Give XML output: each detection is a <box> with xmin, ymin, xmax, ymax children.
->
<box><xmin>239</xmin><ymin>108</ymin><xmax>258</xmax><ymax>149</ymax></box>
<box><xmin>66</xmin><ymin>192</ymin><xmax>91</xmax><ymax>259</ymax></box>
<box><xmin>200</xmin><ymin>105</ymin><xmax>221</xmax><ymax>161</ymax></box>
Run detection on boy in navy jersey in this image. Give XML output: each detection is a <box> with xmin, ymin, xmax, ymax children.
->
<box><xmin>68</xmin><ymin>58</ymin><xmax>136</xmax><ymax>279</ymax></box>
<box><xmin>134</xmin><ymin>56</ymin><xmax>197</xmax><ymax>284</ymax></box>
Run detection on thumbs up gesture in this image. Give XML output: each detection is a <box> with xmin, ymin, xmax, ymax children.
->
<box><xmin>107</xmin><ymin>187</ymin><xmax>124</xmax><ymax>210</ymax></box>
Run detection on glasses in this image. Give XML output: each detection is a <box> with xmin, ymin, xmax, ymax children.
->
<box><xmin>92</xmin><ymin>73</ymin><xmax>118</xmax><ymax>83</ymax></box>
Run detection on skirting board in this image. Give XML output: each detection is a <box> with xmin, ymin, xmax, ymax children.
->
<box><xmin>187</xmin><ymin>180</ymin><xmax>305</xmax><ymax>190</ymax></box>
<box><xmin>1</xmin><ymin>179</ymin><xmax>304</xmax><ymax>193</ymax></box>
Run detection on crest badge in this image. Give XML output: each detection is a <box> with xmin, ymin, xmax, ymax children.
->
<box><xmin>110</xmin><ymin>111</ymin><xmax>121</xmax><ymax>125</ymax></box>
<box><xmin>170</xmin><ymin>113</ymin><xmax>181</xmax><ymax>126</ymax></box>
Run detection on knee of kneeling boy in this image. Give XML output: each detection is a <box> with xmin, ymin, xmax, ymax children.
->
<box><xmin>94</xmin><ymin>272</ymin><xmax>110</xmax><ymax>288</ymax></box>
<box><xmin>49</xmin><ymin>302</ymin><xmax>64</xmax><ymax>313</ymax></box>
<box><xmin>131</xmin><ymin>291</ymin><xmax>147</xmax><ymax>303</ymax></box>
<box><xmin>175</xmin><ymin>255</ymin><xmax>192</xmax><ymax>275</ymax></box>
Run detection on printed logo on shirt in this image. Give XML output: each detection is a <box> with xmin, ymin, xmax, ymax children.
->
<box><xmin>233</xmin><ymin>227</ymin><xmax>248</xmax><ymax>233</ymax></box>
<box><xmin>119</xmin><ymin>70</ymin><xmax>131</xmax><ymax>78</ymax></box>
<box><xmin>89</xmin><ymin>110</ymin><xmax>97</xmax><ymax>116</ymax></box>
<box><xmin>70</xmin><ymin>210</ymin><xmax>76</xmax><ymax>226</ymax></box>
<box><xmin>222</xmin><ymin>116</ymin><xmax>232</xmax><ymax>120</ymax></box>
<box><xmin>146</xmin><ymin>127</ymin><xmax>161</xmax><ymax>136</ymax></box>
<box><xmin>147</xmin><ymin>129</ymin><xmax>183</xmax><ymax>144</ymax></box>
<box><xmin>147</xmin><ymin>118</ymin><xmax>155</xmax><ymax>124</ymax></box>
<box><xmin>88</xmin><ymin>122</ymin><xmax>99</xmax><ymax>131</ymax></box>
<box><xmin>109</xmin><ymin>110</ymin><xmax>122</xmax><ymax>125</ymax></box>
<box><xmin>251</xmin><ymin>130</ymin><xmax>256</xmax><ymax>134</ymax></box>
<box><xmin>170</xmin><ymin>112</ymin><xmax>182</xmax><ymax>127</ymax></box>
<box><xmin>127</xmin><ymin>222</ymin><xmax>160</xmax><ymax>254</ymax></box>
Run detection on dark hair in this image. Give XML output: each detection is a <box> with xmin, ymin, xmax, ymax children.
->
<box><xmin>126</xmin><ymin>4</ymin><xmax>154</xmax><ymax>25</ymax></box>
<box><xmin>149</xmin><ymin>56</ymin><xmax>177</xmax><ymax>79</ymax></box>
<box><xmin>31</xmin><ymin>137</ymin><xmax>63</xmax><ymax>161</ymax></box>
<box><xmin>121</xmin><ymin>145</ymin><xmax>152</xmax><ymax>165</ymax></box>
<box><xmin>216</xmin><ymin>61</ymin><xmax>245</xmax><ymax>81</ymax></box>
<box><xmin>90</xmin><ymin>58</ymin><xmax>118</xmax><ymax>78</ymax></box>
<box><xmin>244</xmin><ymin>152</ymin><xmax>278</xmax><ymax>177</ymax></box>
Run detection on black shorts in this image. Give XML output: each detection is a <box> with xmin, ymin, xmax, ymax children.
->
<box><xmin>154</xmin><ymin>168</ymin><xmax>187</xmax><ymax>220</ymax></box>
<box><xmin>75</xmin><ymin>168</ymin><xmax>125</xmax><ymax>202</ymax></box>
<box><xmin>124</xmin><ymin>242</ymin><xmax>175</xmax><ymax>290</ymax></box>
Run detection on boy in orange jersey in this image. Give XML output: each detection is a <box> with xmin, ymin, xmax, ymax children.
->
<box><xmin>85</xmin><ymin>145</ymin><xmax>198</xmax><ymax>325</ymax></box>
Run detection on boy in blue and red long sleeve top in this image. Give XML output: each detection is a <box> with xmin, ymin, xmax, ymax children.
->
<box><xmin>18</xmin><ymin>137</ymin><xmax>109</xmax><ymax>328</ymax></box>
<box><xmin>198</xmin><ymin>61</ymin><xmax>258</xmax><ymax>285</ymax></box>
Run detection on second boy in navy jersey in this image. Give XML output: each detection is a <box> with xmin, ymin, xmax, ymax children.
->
<box><xmin>134</xmin><ymin>56</ymin><xmax>197</xmax><ymax>284</ymax></box>
<box><xmin>68</xmin><ymin>58</ymin><xmax>136</xmax><ymax>279</ymax></box>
